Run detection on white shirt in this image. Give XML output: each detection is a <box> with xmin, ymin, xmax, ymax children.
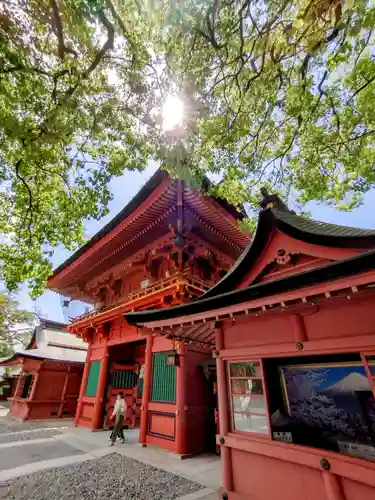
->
<box><xmin>113</xmin><ymin>398</ymin><xmax>126</xmax><ymax>417</ymax></box>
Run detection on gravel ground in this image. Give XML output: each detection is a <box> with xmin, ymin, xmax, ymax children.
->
<box><xmin>1</xmin><ymin>453</ymin><xmax>204</xmax><ymax>500</ymax></box>
<box><xmin>0</xmin><ymin>428</ymin><xmax>64</xmax><ymax>444</ymax></box>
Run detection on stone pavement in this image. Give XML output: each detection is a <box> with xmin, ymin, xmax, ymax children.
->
<box><xmin>0</xmin><ymin>408</ymin><xmax>220</xmax><ymax>500</ymax></box>
<box><xmin>0</xmin><ymin>404</ymin><xmax>9</xmax><ymax>418</ymax></box>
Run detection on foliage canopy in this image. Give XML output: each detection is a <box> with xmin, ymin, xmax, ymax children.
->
<box><xmin>1</xmin><ymin>0</ymin><xmax>375</xmax><ymax>295</ymax></box>
<box><xmin>0</xmin><ymin>292</ymin><xmax>35</xmax><ymax>358</ymax></box>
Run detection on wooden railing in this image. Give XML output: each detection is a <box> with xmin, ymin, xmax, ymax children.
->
<box><xmin>71</xmin><ymin>271</ymin><xmax>213</xmax><ymax>324</ymax></box>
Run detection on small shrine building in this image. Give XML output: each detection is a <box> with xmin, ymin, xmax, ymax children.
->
<box><xmin>0</xmin><ymin>320</ymin><xmax>87</xmax><ymax>420</ymax></box>
<box><xmin>48</xmin><ymin>169</ymin><xmax>249</xmax><ymax>455</ymax></box>
<box><xmin>126</xmin><ymin>193</ymin><xmax>375</xmax><ymax>500</ymax></box>
<box><xmin>0</xmin><ymin>365</ymin><xmax>20</xmax><ymax>401</ymax></box>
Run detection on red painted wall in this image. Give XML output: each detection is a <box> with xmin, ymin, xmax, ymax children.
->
<box><xmin>224</xmin><ymin>314</ymin><xmax>293</xmax><ymax>350</ymax></box>
<box><xmin>145</xmin><ymin>344</ymin><xmax>213</xmax><ymax>455</ymax></box>
<box><xmin>145</xmin><ymin>336</ymin><xmax>178</xmax><ymax>451</ymax></box>
<box><xmin>219</xmin><ymin>291</ymin><xmax>375</xmax><ymax>500</ymax></box>
<box><xmin>10</xmin><ymin>399</ymin><xmax>29</xmax><ymax>420</ymax></box>
<box><xmin>79</xmin><ymin>397</ymin><xmax>95</xmax><ymax>426</ymax></box>
<box><xmin>185</xmin><ymin>347</ymin><xmax>212</xmax><ymax>455</ymax></box>
<box><xmin>231</xmin><ymin>448</ymin><xmax>326</xmax><ymax>500</ymax></box>
<box><xmin>223</xmin><ymin>294</ymin><xmax>375</xmax><ymax>351</ymax></box>
<box><xmin>76</xmin><ymin>323</ymin><xmax>143</xmax><ymax>428</ymax></box>
<box><xmin>9</xmin><ymin>358</ymin><xmax>83</xmax><ymax>421</ymax></box>
<box><xmin>146</xmin><ymin>401</ymin><xmax>177</xmax><ymax>452</ymax></box>
<box><xmin>77</xmin><ymin>320</ymin><xmax>213</xmax><ymax>456</ymax></box>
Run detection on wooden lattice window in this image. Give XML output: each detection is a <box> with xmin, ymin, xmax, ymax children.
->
<box><xmin>229</xmin><ymin>361</ymin><xmax>270</xmax><ymax>436</ymax></box>
<box><xmin>110</xmin><ymin>370</ymin><xmax>137</xmax><ymax>389</ymax></box>
<box><xmin>151</xmin><ymin>353</ymin><xmax>176</xmax><ymax>403</ymax></box>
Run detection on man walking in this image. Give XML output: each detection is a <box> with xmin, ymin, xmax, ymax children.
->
<box><xmin>110</xmin><ymin>392</ymin><xmax>127</xmax><ymax>446</ymax></box>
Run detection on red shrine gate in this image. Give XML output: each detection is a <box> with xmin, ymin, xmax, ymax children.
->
<box><xmin>48</xmin><ymin>169</ymin><xmax>249</xmax><ymax>455</ymax></box>
<box><xmin>126</xmin><ymin>193</ymin><xmax>375</xmax><ymax>500</ymax></box>
<box><xmin>105</xmin><ymin>363</ymin><xmax>139</xmax><ymax>428</ymax></box>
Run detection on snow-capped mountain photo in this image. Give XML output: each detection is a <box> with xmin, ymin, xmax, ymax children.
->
<box><xmin>280</xmin><ymin>363</ymin><xmax>375</xmax><ymax>446</ymax></box>
<box><xmin>324</xmin><ymin>373</ymin><xmax>371</xmax><ymax>394</ymax></box>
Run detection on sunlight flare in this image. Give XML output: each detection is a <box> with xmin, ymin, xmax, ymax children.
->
<box><xmin>162</xmin><ymin>95</ymin><xmax>184</xmax><ymax>131</ymax></box>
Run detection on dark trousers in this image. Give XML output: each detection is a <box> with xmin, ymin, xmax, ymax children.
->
<box><xmin>110</xmin><ymin>415</ymin><xmax>124</xmax><ymax>442</ymax></box>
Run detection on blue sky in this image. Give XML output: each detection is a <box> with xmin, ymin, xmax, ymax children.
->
<box><xmin>17</xmin><ymin>162</ymin><xmax>375</xmax><ymax>323</ymax></box>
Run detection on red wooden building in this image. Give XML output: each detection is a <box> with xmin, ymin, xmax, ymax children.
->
<box><xmin>0</xmin><ymin>320</ymin><xmax>87</xmax><ymax>420</ymax></box>
<box><xmin>0</xmin><ymin>369</ymin><xmax>19</xmax><ymax>401</ymax></box>
<box><xmin>48</xmin><ymin>169</ymin><xmax>249</xmax><ymax>455</ymax></box>
<box><xmin>126</xmin><ymin>192</ymin><xmax>375</xmax><ymax>500</ymax></box>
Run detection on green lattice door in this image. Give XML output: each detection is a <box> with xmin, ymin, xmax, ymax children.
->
<box><xmin>151</xmin><ymin>353</ymin><xmax>176</xmax><ymax>403</ymax></box>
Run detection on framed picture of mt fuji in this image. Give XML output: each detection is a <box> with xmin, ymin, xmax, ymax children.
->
<box><xmin>279</xmin><ymin>362</ymin><xmax>375</xmax><ymax>450</ymax></box>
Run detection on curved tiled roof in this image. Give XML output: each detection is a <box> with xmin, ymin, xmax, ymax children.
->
<box><xmin>50</xmin><ymin>169</ymin><xmax>169</xmax><ymax>279</ymax></box>
<box><xmin>125</xmin><ymin>207</ymin><xmax>375</xmax><ymax>327</ymax></box>
<box><xmin>201</xmin><ymin>208</ymin><xmax>375</xmax><ymax>299</ymax></box>
<box><xmin>0</xmin><ymin>320</ymin><xmax>87</xmax><ymax>366</ymax></box>
<box><xmin>125</xmin><ymin>248</ymin><xmax>375</xmax><ymax>326</ymax></box>
<box><xmin>0</xmin><ymin>346</ymin><xmax>87</xmax><ymax>364</ymax></box>
<box><xmin>50</xmin><ymin>169</ymin><xmax>246</xmax><ymax>279</ymax></box>
<box><xmin>274</xmin><ymin>208</ymin><xmax>375</xmax><ymax>239</ymax></box>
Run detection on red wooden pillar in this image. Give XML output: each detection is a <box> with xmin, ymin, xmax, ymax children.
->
<box><xmin>59</xmin><ymin>365</ymin><xmax>71</xmax><ymax>418</ymax></box>
<box><xmin>323</xmin><ymin>472</ymin><xmax>345</xmax><ymax>500</ymax></box>
<box><xmin>29</xmin><ymin>371</ymin><xmax>40</xmax><ymax>401</ymax></box>
<box><xmin>75</xmin><ymin>342</ymin><xmax>92</xmax><ymax>425</ymax></box>
<box><xmin>10</xmin><ymin>376</ymin><xmax>18</xmax><ymax>397</ymax></box>
<box><xmin>140</xmin><ymin>332</ymin><xmax>153</xmax><ymax>445</ymax></box>
<box><xmin>291</xmin><ymin>314</ymin><xmax>307</xmax><ymax>342</ymax></box>
<box><xmin>25</xmin><ymin>366</ymin><xmax>40</xmax><ymax>420</ymax></box>
<box><xmin>92</xmin><ymin>337</ymin><xmax>109</xmax><ymax>430</ymax></box>
<box><xmin>215</xmin><ymin>323</ymin><xmax>233</xmax><ymax>492</ymax></box>
<box><xmin>175</xmin><ymin>341</ymin><xmax>187</xmax><ymax>455</ymax></box>
<box><xmin>13</xmin><ymin>360</ymin><xmax>25</xmax><ymax>398</ymax></box>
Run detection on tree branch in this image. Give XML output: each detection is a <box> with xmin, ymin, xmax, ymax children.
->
<box><xmin>0</xmin><ymin>66</ymin><xmax>50</xmax><ymax>76</ymax></box>
<box><xmin>106</xmin><ymin>0</ymin><xmax>138</xmax><ymax>62</ymax></box>
<box><xmin>347</xmin><ymin>74</ymin><xmax>375</xmax><ymax>103</ymax></box>
<box><xmin>27</xmin><ymin>9</ymin><xmax>115</xmax><ymax>142</ymax></box>
<box><xmin>83</xmin><ymin>10</ymin><xmax>115</xmax><ymax>77</ymax></box>
<box><xmin>14</xmin><ymin>159</ymin><xmax>33</xmax><ymax>243</ymax></box>
<box><xmin>50</xmin><ymin>0</ymin><xmax>78</xmax><ymax>59</ymax></box>
<box><xmin>300</xmin><ymin>28</ymin><xmax>340</xmax><ymax>89</ymax></box>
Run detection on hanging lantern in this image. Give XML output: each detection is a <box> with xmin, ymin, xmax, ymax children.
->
<box><xmin>166</xmin><ymin>352</ymin><xmax>180</xmax><ymax>367</ymax></box>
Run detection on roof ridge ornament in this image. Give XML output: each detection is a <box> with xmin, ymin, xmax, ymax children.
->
<box><xmin>259</xmin><ymin>188</ymin><xmax>295</xmax><ymax>213</ymax></box>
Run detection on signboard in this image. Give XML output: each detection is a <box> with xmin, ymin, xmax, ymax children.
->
<box><xmin>338</xmin><ymin>441</ymin><xmax>375</xmax><ymax>461</ymax></box>
<box><xmin>273</xmin><ymin>432</ymin><xmax>293</xmax><ymax>443</ymax></box>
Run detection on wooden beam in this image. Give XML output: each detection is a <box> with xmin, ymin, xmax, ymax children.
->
<box><xmin>186</xmin><ymin>233</ymin><xmax>234</xmax><ymax>267</ymax></box>
<box><xmin>136</xmin><ymin>273</ymin><xmax>375</xmax><ymax>329</ymax></box>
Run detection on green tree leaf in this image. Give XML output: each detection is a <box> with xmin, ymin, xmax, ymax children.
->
<box><xmin>2</xmin><ymin>0</ymin><xmax>375</xmax><ymax>295</ymax></box>
<box><xmin>0</xmin><ymin>292</ymin><xmax>35</xmax><ymax>357</ymax></box>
